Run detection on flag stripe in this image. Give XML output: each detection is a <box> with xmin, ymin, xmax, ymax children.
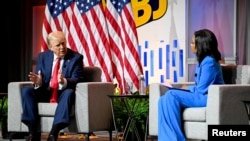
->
<box><xmin>105</xmin><ymin>0</ymin><xmax>143</xmax><ymax>93</ymax></box>
<box><xmin>42</xmin><ymin>0</ymin><xmax>143</xmax><ymax>92</ymax></box>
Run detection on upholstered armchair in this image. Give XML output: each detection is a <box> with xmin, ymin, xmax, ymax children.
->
<box><xmin>8</xmin><ymin>66</ymin><xmax>114</xmax><ymax>141</ymax></box>
<box><xmin>149</xmin><ymin>65</ymin><xmax>250</xmax><ymax>140</ymax></box>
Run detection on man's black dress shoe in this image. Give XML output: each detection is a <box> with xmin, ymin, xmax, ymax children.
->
<box><xmin>26</xmin><ymin>135</ymin><xmax>32</xmax><ymax>141</ymax></box>
<box><xmin>47</xmin><ymin>134</ymin><xmax>57</xmax><ymax>141</ymax></box>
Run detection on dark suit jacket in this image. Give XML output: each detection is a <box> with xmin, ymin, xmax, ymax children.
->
<box><xmin>35</xmin><ymin>48</ymin><xmax>84</xmax><ymax>90</ymax></box>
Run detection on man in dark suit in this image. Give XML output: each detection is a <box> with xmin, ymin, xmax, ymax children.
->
<box><xmin>21</xmin><ymin>31</ymin><xmax>84</xmax><ymax>141</ymax></box>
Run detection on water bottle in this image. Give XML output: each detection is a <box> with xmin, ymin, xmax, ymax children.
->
<box><xmin>139</xmin><ymin>75</ymin><xmax>145</xmax><ymax>95</ymax></box>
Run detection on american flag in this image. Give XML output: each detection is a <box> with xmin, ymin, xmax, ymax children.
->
<box><xmin>42</xmin><ymin>0</ymin><xmax>113</xmax><ymax>82</ymax></box>
<box><xmin>41</xmin><ymin>0</ymin><xmax>143</xmax><ymax>93</ymax></box>
<box><xmin>105</xmin><ymin>0</ymin><xmax>143</xmax><ymax>93</ymax></box>
<box><xmin>42</xmin><ymin>0</ymin><xmax>74</xmax><ymax>51</ymax></box>
<box><xmin>70</xmin><ymin>0</ymin><xmax>113</xmax><ymax>82</ymax></box>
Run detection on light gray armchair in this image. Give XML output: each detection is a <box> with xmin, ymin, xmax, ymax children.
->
<box><xmin>8</xmin><ymin>66</ymin><xmax>114</xmax><ymax>141</ymax></box>
<box><xmin>149</xmin><ymin>65</ymin><xmax>250</xmax><ymax>140</ymax></box>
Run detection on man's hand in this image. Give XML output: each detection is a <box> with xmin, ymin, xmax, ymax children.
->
<box><xmin>28</xmin><ymin>70</ymin><xmax>42</xmax><ymax>85</ymax></box>
<box><xmin>58</xmin><ymin>70</ymin><xmax>66</xmax><ymax>84</ymax></box>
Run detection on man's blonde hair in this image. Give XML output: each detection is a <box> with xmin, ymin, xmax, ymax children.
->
<box><xmin>46</xmin><ymin>31</ymin><xmax>65</xmax><ymax>46</ymax></box>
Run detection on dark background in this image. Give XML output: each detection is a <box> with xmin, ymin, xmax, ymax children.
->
<box><xmin>1</xmin><ymin>1</ymin><xmax>34</xmax><ymax>93</ymax></box>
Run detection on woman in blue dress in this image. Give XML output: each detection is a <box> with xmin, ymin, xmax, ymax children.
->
<box><xmin>158</xmin><ymin>29</ymin><xmax>225</xmax><ymax>141</ymax></box>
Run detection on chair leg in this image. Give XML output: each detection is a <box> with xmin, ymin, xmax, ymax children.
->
<box><xmin>85</xmin><ymin>133</ymin><xmax>90</xmax><ymax>141</ymax></box>
<box><xmin>8</xmin><ymin>132</ymin><xmax>14</xmax><ymax>141</ymax></box>
<box><xmin>109</xmin><ymin>129</ymin><xmax>112</xmax><ymax>141</ymax></box>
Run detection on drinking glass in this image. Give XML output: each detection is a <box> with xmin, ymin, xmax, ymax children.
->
<box><xmin>125</xmin><ymin>82</ymin><xmax>133</xmax><ymax>95</ymax></box>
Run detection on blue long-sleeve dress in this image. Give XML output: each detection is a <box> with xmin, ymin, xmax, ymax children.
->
<box><xmin>158</xmin><ymin>56</ymin><xmax>224</xmax><ymax>141</ymax></box>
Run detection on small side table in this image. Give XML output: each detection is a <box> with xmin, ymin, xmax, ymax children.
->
<box><xmin>108</xmin><ymin>95</ymin><xmax>149</xmax><ymax>141</ymax></box>
<box><xmin>0</xmin><ymin>93</ymin><xmax>7</xmax><ymax>99</ymax></box>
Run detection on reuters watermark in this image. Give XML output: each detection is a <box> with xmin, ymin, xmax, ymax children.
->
<box><xmin>208</xmin><ymin>125</ymin><xmax>250</xmax><ymax>140</ymax></box>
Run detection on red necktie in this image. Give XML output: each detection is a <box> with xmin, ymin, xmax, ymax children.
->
<box><xmin>50</xmin><ymin>58</ymin><xmax>61</xmax><ymax>103</ymax></box>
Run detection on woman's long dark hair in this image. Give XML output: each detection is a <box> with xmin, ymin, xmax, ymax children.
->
<box><xmin>194</xmin><ymin>29</ymin><xmax>221</xmax><ymax>64</ymax></box>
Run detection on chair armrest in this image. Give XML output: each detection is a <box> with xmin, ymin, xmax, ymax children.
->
<box><xmin>206</xmin><ymin>84</ymin><xmax>250</xmax><ymax>125</ymax></box>
<box><xmin>148</xmin><ymin>83</ymin><xmax>168</xmax><ymax>136</ymax></box>
<box><xmin>148</xmin><ymin>82</ymin><xmax>194</xmax><ymax>136</ymax></box>
<box><xmin>8</xmin><ymin>81</ymin><xmax>32</xmax><ymax>132</ymax></box>
<box><xmin>75</xmin><ymin>82</ymin><xmax>114</xmax><ymax>132</ymax></box>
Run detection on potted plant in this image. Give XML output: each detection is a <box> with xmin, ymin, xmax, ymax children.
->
<box><xmin>112</xmin><ymin>87</ymin><xmax>149</xmax><ymax>141</ymax></box>
<box><xmin>0</xmin><ymin>96</ymin><xmax>7</xmax><ymax>138</ymax></box>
